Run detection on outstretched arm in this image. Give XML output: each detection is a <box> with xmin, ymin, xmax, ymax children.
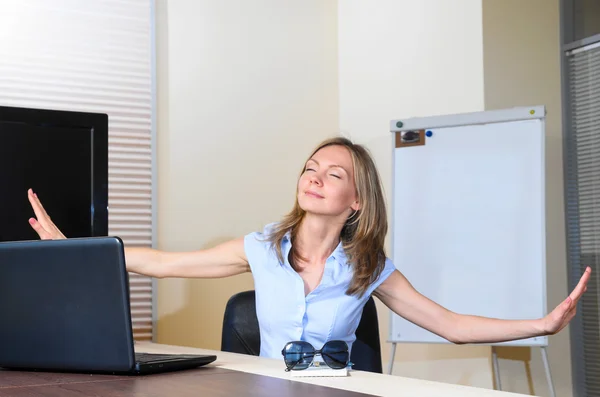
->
<box><xmin>27</xmin><ymin>189</ymin><xmax>250</xmax><ymax>279</ymax></box>
<box><xmin>374</xmin><ymin>267</ymin><xmax>590</xmax><ymax>344</ymax></box>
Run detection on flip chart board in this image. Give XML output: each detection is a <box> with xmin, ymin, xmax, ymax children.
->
<box><xmin>388</xmin><ymin>106</ymin><xmax>547</xmax><ymax>347</ymax></box>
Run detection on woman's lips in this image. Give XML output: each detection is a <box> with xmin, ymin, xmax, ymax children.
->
<box><xmin>305</xmin><ymin>190</ymin><xmax>324</xmax><ymax>199</ymax></box>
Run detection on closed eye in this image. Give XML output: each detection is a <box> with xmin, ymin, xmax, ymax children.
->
<box><xmin>330</xmin><ymin>174</ymin><xmax>341</xmax><ymax>179</ymax></box>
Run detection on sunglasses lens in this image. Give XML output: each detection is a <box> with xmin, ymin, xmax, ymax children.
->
<box><xmin>282</xmin><ymin>341</ymin><xmax>315</xmax><ymax>370</ymax></box>
<box><xmin>321</xmin><ymin>340</ymin><xmax>349</xmax><ymax>369</ymax></box>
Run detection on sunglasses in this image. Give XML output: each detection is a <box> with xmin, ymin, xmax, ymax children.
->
<box><xmin>281</xmin><ymin>340</ymin><xmax>350</xmax><ymax>371</ymax></box>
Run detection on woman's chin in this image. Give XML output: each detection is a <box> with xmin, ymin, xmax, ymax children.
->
<box><xmin>298</xmin><ymin>199</ymin><xmax>323</xmax><ymax>214</ymax></box>
<box><xmin>299</xmin><ymin>205</ymin><xmax>325</xmax><ymax>216</ymax></box>
<box><xmin>298</xmin><ymin>198</ymin><xmax>346</xmax><ymax>218</ymax></box>
<box><xmin>299</xmin><ymin>206</ymin><xmax>338</xmax><ymax>218</ymax></box>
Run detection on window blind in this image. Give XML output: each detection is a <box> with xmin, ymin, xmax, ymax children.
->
<box><xmin>565</xmin><ymin>41</ymin><xmax>600</xmax><ymax>396</ymax></box>
<box><xmin>0</xmin><ymin>0</ymin><xmax>155</xmax><ymax>341</ymax></box>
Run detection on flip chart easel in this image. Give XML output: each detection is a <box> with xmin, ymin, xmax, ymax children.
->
<box><xmin>387</xmin><ymin>106</ymin><xmax>553</xmax><ymax>396</ymax></box>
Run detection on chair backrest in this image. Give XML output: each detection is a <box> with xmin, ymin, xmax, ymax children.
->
<box><xmin>220</xmin><ymin>290</ymin><xmax>261</xmax><ymax>356</ymax></box>
<box><xmin>350</xmin><ymin>294</ymin><xmax>383</xmax><ymax>373</ymax></box>
<box><xmin>221</xmin><ymin>290</ymin><xmax>383</xmax><ymax>373</ymax></box>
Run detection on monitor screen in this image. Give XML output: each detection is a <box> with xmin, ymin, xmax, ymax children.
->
<box><xmin>0</xmin><ymin>106</ymin><xmax>108</xmax><ymax>242</ymax></box>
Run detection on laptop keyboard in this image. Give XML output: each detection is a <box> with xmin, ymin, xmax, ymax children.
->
<box><xmin>135</xmin><ymin>353</ymin><xmax>196</xmax><ymax>363</ymax></box>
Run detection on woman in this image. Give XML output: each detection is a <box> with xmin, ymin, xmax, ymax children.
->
<box><xmin>26</xmin><ymin>137</ymin><xmax>590</xmax><ymax>359</ymax></box>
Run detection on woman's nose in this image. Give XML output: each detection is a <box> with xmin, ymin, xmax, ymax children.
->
<box><xmin>310</xmin><ymin>173</ymin><xmax>322</xmax><ymax>185</ymax></box>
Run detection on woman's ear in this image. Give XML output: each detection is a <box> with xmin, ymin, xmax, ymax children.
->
<box><xmin>351</xmin><ymin>200</ymin><xmax>360</xmax><ymax>211</ymax></box>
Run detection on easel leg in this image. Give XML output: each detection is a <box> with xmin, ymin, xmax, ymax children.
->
<box><xmin>387</xmin><ymin>342</ymin><xmax>397</xmax><ymax>375</ymax></box>
<box><xmin>541</xmin><ymin>346</ymin><xmax>556</xmax><ymax>397</ymax></box>
<box><xmin>492</xmin><ymin>347</ymin><xmax>502</xmax><ymax>390</ymax></box>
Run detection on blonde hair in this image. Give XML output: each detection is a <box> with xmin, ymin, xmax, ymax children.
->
<box><xmin>266</xmin><ymin>137</ymin><xmax>387</xmax><ymax>297</ymax></box>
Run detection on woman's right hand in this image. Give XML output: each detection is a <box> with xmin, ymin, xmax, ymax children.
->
<box><xmin>27</xmin><ymin>188</ymin><xmax>67</xmax><ymax>240</ymax></box>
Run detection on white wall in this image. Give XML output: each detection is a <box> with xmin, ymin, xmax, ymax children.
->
<box><xmin>338</xmin><ymin>0</ymin><xmax>491</xmax><ymax>389</ymax></box>
<box><xmin>482</xmin><ymin>1</ymin><xmax>569</xmax><ymax>396</ymax></box>
<box><xmin>156</xmin><ymin>0</ymin><xmax>339</xmax><ymax>350</ymax></box>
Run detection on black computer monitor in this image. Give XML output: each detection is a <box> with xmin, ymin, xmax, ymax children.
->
<box><xmin>0</xmin><ymin>105</ymin><xmax>108</xmax><ymax>242</ymax></box>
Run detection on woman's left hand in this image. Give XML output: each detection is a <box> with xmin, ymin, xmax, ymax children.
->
<box><xmin>542</xmin><ymin>266</ymin><xmax>591</xmax><ymax>335</ymax></box>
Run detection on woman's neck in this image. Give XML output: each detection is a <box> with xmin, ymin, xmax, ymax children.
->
<box><xmin>294</xmin><ymin>214</ymin><xmax>344</xmax><ymax>266</ymax></box>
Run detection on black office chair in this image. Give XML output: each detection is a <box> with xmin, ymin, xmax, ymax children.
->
<box><xmin>221</xmin><ymin>290</ymin><xmax>383</xmax><ymax>373</ymax></box>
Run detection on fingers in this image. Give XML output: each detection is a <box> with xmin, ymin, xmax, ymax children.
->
<box><xmin>26</xmin><ymin>189</ymin><xmax>66</xmax><ymax>239</ymax></box>
<box><xmin>28</xmin><ymin>217</ymin><xmax>52</xmax><ymax>240</ymax></box>
<box><xmin>27</xmin><ymin>189</ymin><xmax>53</xmax><ymax>230</ymax></box>
<box><xmin>548</xmin><ymin>271</ymin><xmax>590</xmax><ymax>335</ymax></box>
<box><xmin>28</xmin><ymin>188</ymin><xmax>50</xmax><ymax>219</ymax></box>
<box><xmin>569</xmin><ymin>267</ymin><xmax>592</xmax><ymax>302</ymax></box>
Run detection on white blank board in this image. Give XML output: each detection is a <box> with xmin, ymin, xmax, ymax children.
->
<box><xmin>390</xmin><ymin>115</ymin><xmax>547</xmax><ymax>347</ymax></box>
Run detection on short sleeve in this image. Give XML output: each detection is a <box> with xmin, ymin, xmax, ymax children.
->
<box><xmin>366</xmin><ymin>257</ymin><xmax>397</xmax><ymax>296</ymax></box>
<box><xmin>243</xmin><ymin>223</ymin><xmax>277</xmax><ymax>274</ymax></box>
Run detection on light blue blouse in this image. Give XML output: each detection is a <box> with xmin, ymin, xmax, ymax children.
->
<box><xmin>244</xmin><ymin>223</ymin><xmax>397</xmax><ymax>359</ymax></box>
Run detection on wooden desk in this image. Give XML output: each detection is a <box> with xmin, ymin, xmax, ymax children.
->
<box><xmin>0</xmin><ymin>342</ymin><xmax>530</xmax><ymax>397</ymax></box>
<box><xmin>0</xmin><ymin>367</ymin><xmax>372</xmax><ymax>396</ymax></box>
<box><xmin>136</xmin><ymin>342</ymin><xmax>529</xmax><ymax>397</ymax></box>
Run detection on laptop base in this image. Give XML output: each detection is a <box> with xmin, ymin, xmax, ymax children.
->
<box><xmin>132</xmin><ymin>352</ymin><xmax>217</xmax><ymax>375</ymax></box>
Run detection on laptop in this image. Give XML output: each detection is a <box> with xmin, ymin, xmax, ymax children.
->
<box><xmin>0</xmin><ymin>236</ymin><xmax>216</xmax><ymax>375</ymax></box>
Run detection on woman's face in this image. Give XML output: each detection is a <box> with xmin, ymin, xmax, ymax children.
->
<box><xmin>297</xmin><ymin>145</ymin><xmax>360</xmax><ymax>218</ymax></box>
